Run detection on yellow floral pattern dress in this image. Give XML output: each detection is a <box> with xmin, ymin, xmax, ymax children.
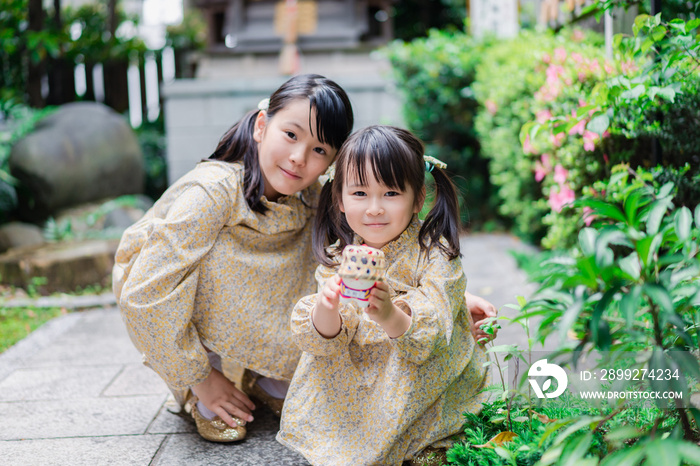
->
<box><xmin>113</xmin><ymin>161</ymin><xmax>320</xmax><ymax>393</ymax></box>
<box><xmin>277</xmin><ymin>216</ymin><xmax>489</xmax><ymax>466</ymax></box>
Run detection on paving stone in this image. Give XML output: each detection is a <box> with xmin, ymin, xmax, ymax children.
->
<box><xmin>0</xmin><ymin>366</ymin><xmax>122</xmax><ymax>401</ymax></box>
<box><xmin>24</xmin><ymin>335</ymin><xmax>141</xmax><ymax>368</ymax></box>
<box><xmin>153</xmin><ymin>432</ymin><xmax>310</xmax><ymax>466</ymax></box>
<box><xmin>1</xmin><ymin>435</ymin><xmax>167</xmax><ymax>466</ymax></box>
<box><xmin>0</xmin><ymin>395</ymin><xmax>166</xmax><ymax>440</ymax></box>
<box><xmin>102</xmin><ymin>364</ymin><xmax>170</xmax><ymax>397</ymax></box>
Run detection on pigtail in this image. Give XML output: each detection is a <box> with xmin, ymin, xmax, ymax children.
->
<box><xmin>312</xmin><ymin>180</ymin><xmax>338</xmax><ymax>267</ymax></box>
<box><xmin>209</xmin><ymin>109</ymin><xmax>269</xmax><ymax>214</ymax></box>
<box><xmin>312</xmin><ymin>179</ymin><xmax>354</xmax><ymax>267</ymax></box>
<box><xmin>419</xmin><ymin>166</ymin><xmax>461</xmax><ymax>260</ymax></box>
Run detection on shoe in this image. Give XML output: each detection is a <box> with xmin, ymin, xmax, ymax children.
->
<box><xmin>241</xmin><ymin>369</ymin><xmax>285</xmax><ymax>417</ymax></box>
<box><xmin>183</xmin><ymin>393</ymin><xmax>247</xmax><ymax>443</ymax></box>
<box><xmin>407</xmin><ymin>446</ymin><xmax>447</xmax><ymax>466</ymax></box>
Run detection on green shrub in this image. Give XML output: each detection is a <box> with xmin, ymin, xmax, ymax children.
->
<box><xmin>524</xmin><ymin>14</ymin><xmax>700</xmax><ymax>249</ymax></box>
<box><xmin>385</xmin><ymin>29</ymin><xmax>492</xmax><ymax>226</ymax></box>
<box><xmin>474</xmin><ymin>28</ymin><xmax>611</xmax><ymax>246</ymax></box>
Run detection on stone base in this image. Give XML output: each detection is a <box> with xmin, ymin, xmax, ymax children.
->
<box><xmin>0</xmin><ymin>239</ymin><xmax>119</xmax><ymax>294</ymax></box>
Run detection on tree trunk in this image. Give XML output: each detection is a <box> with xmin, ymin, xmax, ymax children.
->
<box><xmin>27</xmin><ymin>0</ymin><xmax>45</xmax><ymax>108</ymax></box>
<box><xmin>103</xmin><ymin>59</ymin><xmax>129</xmax><ymax>114</ymax></box>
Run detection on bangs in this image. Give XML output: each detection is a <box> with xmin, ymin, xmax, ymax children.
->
<box><xmin>343</xmin><ymin>129</ymin><xmax>411</xmax><ymax>191</ymax></box>
<box><xmin>309</xmin><ymin>90</ymin><xmax>352</xmax><ymax>150</ymax></box>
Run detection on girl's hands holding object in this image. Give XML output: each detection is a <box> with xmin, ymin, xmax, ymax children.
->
<box><xmin>366</xmin><ymin>281</ymin><xmax>411</xmax><ymax>339</ymax></box>
<box><xmin>192</xmin><ymin>368</ymin><xmax>256</xmax><ymax>427</ymax></box>
<box><xmin>465</xmin><ymin>291</ymin><xmax>499</xmax><ymax>344</ymax></box>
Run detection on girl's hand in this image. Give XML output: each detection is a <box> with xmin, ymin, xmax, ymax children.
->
<box><xmin>192</xmin><ymin>368</ymin><xmax>256</xmax><ymax>427</ymax></box>
<box><xmin>317</xmin><ymin>274</ymin><xmax>341</xmax><ymax>313</ymax></box>
<box><xmin>366</xmin><ymin>281</ymin><xmax>411</xmax><ymax>338</ymax></box>
<box><xmin>311</xmin><ymin>274</ymin><xmax>342</xmax><ymax>338</ymax></box>
<box><xmin>466</xmin><ymin>291</ymin><xmax>498</xmax><ymax>344</ymax></box>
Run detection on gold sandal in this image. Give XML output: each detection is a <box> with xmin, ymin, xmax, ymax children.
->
<box><xmin>241</xmin><ymin>370</ymin><xmax>285</xmax><ymax>418</ymax></box>
<box><xmin>182</xmin><ymin>393</ymin><xmax>247</xmax><ymax>443</ymax></box>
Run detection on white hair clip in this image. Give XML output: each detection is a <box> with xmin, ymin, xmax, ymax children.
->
<box><xmin>423</xmin><ymin>155</ymin><xmax>447</xmax><ymax>172</ymax></box>
<box><xmin>325</xmin><ymin>163</ymin><xmax>336</xmax><ymax>182</ymax></box>
<box><xmin>258</xmin><ymin>98</ymin><xmax>270</xmax><ymax>111</ymax></box>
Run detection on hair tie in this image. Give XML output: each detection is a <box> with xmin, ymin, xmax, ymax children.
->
<box><xmin>258</xmin><ymin>98</ymin><xmax>270</xmax><ymax>111</ymax></box>
<box><xmin>423</xmin><ymin>155</ymin><xmax>447</xmax><ymax>173</ymax></box>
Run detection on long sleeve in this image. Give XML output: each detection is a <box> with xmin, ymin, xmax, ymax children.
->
<box><xmin>290</xmin><ymin>263</ymin><xmax>360</xmax><ymax>357</ymax></box>
<box><xmin>118</xmin><ymin>181</ymin><xmax>233</xmax><ymax>389</ymax></box>
<box><xmin>390</xmin><ymin>250</ymin><xmax>466</xmax><ymax>364</ymax></box>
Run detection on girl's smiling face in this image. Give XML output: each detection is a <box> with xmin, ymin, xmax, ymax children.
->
<box><xmin>339</xmin><ymin>167</ymin><xmax>424</xmax><ymax>250</ymax></box>
<box><xmin>254</xmin><ymin>99</ymin><xmax>336</xmax><ymax>201</ymax></box>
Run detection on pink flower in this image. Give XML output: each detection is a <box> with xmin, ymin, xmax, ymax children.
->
<box><xmin>550</xmin><ymin>131</ymin><xmax>565</xmax><ymax>147</ymax></box>
<box><xmin>603</xmin><ymin>153</ymin><xmax>609</xmax><ymax>164</ymax></box>
<box><xmin>536</xmin><ymin>109</ymin><xmax>553</xmax><ymax>123</ymax></box>
<box><xmin>553</xmin><ymin>164</ymin><xmax>568</xmax><ymax>184</ymax></box>
<box><xmin>587</xmin><ymin>59</ymin><xmax>600</xmax><ymax>74</ymax></box>
<box><xmin>569</xmin><ymin>118</ymin><xmax>587</xmax><ymax>136</ymax></box>
<box><xmin>549</xmin><ymin>184</ymin><xmax>576</xmax><ymax>212</ymax></box>
<box><xmin>583</xmin><ymin>130</ymin><xmax>599</xmax><ymax>151</ymax></box>
<box><xmin>534</xmin><ymin>154</ymin><xmax>552</xmax><ymax>182</ymax></box>
<box><xmin>542</xmin><ymin>53</ymin><xmax>552</xmax><ymax>64</ymax></box>
<box><xmin>604</xmin><ymin>62</ymin><xmax>614</xmax><ymax>74</ymax></box>
<box><xmin>621</xmin><ymin>60</ymin><xmax>638</xmax><ymax>75</ymax></box>
<box><xmin>523</xmin><ymin>134</ymin><xmax>537</xmax><ymax>155</ymax></box>
<box><xmin>572</xmin><ymin>29</ymin><xmax>585</xmax><ymax>42</ymax></box>
<box><xmin>485</xmin><ymin>99</ymin><xmax>498</xmax><ymax>115</ymax></box>
<box><xmin>583</xmin><ymin>206</ymin><xmax>595</xmax><ymax>226</ymax></box>
<box><xmin>546</xmin><ymin>65</ymin><xmax>566</xmax><ymax>83</ymax></box>
<box><xmin>578</xmin><ymin>72</ymin><xmax>587</xmax><ymax>82</ymax></box>
<box><xmin>571</xmin><ymin>52</ymin><xmax>584</xmax><ymax>63</ymax></box>
<box><xmin>554</xmin><ymin>47</ymin><xmax>567</xmax><ymax>63</ymax></box>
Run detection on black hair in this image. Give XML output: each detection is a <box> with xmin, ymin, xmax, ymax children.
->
<box><xmin>209</xmin><ymin>74</ymin><xmax>353</xmax><ymax>213</ymax></box>
<box><xmin>313</xmin><ymin>125</ymin><xmax>461</xmax><ymax>266</ymax></box>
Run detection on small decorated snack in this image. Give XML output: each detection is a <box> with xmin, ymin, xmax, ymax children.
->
<box><xmin>338</xmin><ymin>244</ymin><xmax>386</xmax><ymax>308</ymax></box>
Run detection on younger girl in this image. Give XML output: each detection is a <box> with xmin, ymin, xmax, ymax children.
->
<box><xmin>277</xmin><ymin>126</ymin><xmax>489</xmax><ymax>465</ymax></box>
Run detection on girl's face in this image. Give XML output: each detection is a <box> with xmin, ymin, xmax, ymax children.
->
<box><xmin>339</xmin><ymin>167</ymin><xmax>424</xmax><ymax>250</ymax></box>
<box><xmin>254</xmin><ymin>99</ymin><xmax>336</xmax><ymax>201</ymax></box>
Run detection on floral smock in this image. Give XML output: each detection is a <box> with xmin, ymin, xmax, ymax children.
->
<box><xmin>113</xmin><ymin>161</ymin><xmax>320</xmax><ymax>393</ymax></box>
<box><xmin>277</xmin><ymin>216</ymin><xmax>489</xmax><ymax>466</ymax></box>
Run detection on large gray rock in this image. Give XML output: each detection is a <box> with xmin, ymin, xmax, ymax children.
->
<box><xmin>0</xmin><ymin>222</ymin><xmax>44</xmax><ymax>253</ymax></box>
<box><xmin>9</xmin><ymin>102</ymin><xmax>144</xmax><ymax>221</ymax></box>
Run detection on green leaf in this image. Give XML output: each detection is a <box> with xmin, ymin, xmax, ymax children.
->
<box><xmin>658</xmin><ymin>182</ymin><xmax>675</xmax><ymax>199</ymax></box>
<box><xmin>579</xmin><ymin>199</ymin><xmax>627</xmax><ymax>223</ymax></box>
<box><xmin>643</xmin><ymin>284</ymin><xmax>674</xmax><ymax>315</ymax></box>
<box><xmin>646</xmin><ymin>197</ymin><xmax>672</xmax><ymax>235</ymax></box>
<box><xmin>676</xmin><ymin>439</ymin><xmax>700</xmax><ymax>465</ymax></box>
<box><xmin>656</xmin><ymin>86</ymin><xmax>677</xmax><ymax>102</ymax></box>
<box><xmin>695</xmin><ymin>204</ymin><xmax>700</xmax><ymax>229</ymax></box>
<box><xmin>560</xmin><ymin>432</ymin><xmax>594</xmax><ymax>466</ymax></box>
<box><xmin>579</xmin><ymin>228</ymin><xmax>598</xmax><ymax>256</ymax></box>
<box><xmin>559</xmin><ymin>299</ymin><xmax>583</xmax><ymax>344</ymax></box>
<box><xmin>636</xmin><ymin>234</ymin><xmax>662</xmax><ymax>266</ymax></box>
<box><xmin>686</xmin><ymin>18</ymin><xmax>700</xmax><ymax>34</ymax></box>
<box><xmin>645</xmin><ymin>439</ymin><xmax>680</xmax><ymax>466</ymax></box>
<box><xmin>604</xmin><ymin>425</ymin><xmax>643</xmax><ymax>442</ymax></box>
<box><xmin>668</xmin><ymin>348</ymin><xmax>700</xmax><ymax>381</ymax></box>
<box><xmin>620</xmin><ymin>84</ymin><xmax>646</xmax><ymax>100</ymax></box>
<box><xmin>586</xmin><ymin>113</ymin><xmax>610</xmax><ymax>136</ymax></box>
<box><xmin>651</xmin><ymin>25</ymin><xmax>667</xmax><ymax>42</ymax></box>
<box><xmin>620</xmin><ymin>285</ymin><xmax>641</xmax><ymax>328</ymax></box>
<box><xmin>619</xmin><ymin>253</ymin><xmax>641</xmax><ymax>281</ymax></box>
<box><xmin>674</xmin><ymin>207</ymin><xmax>692</xmax><ymax>241</ymax></box>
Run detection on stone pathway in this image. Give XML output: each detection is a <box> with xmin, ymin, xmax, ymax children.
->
<box><xmin>0</xmin><ymin>233</ymin><xmax>541</xmax><ymax>465</ymax></box>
